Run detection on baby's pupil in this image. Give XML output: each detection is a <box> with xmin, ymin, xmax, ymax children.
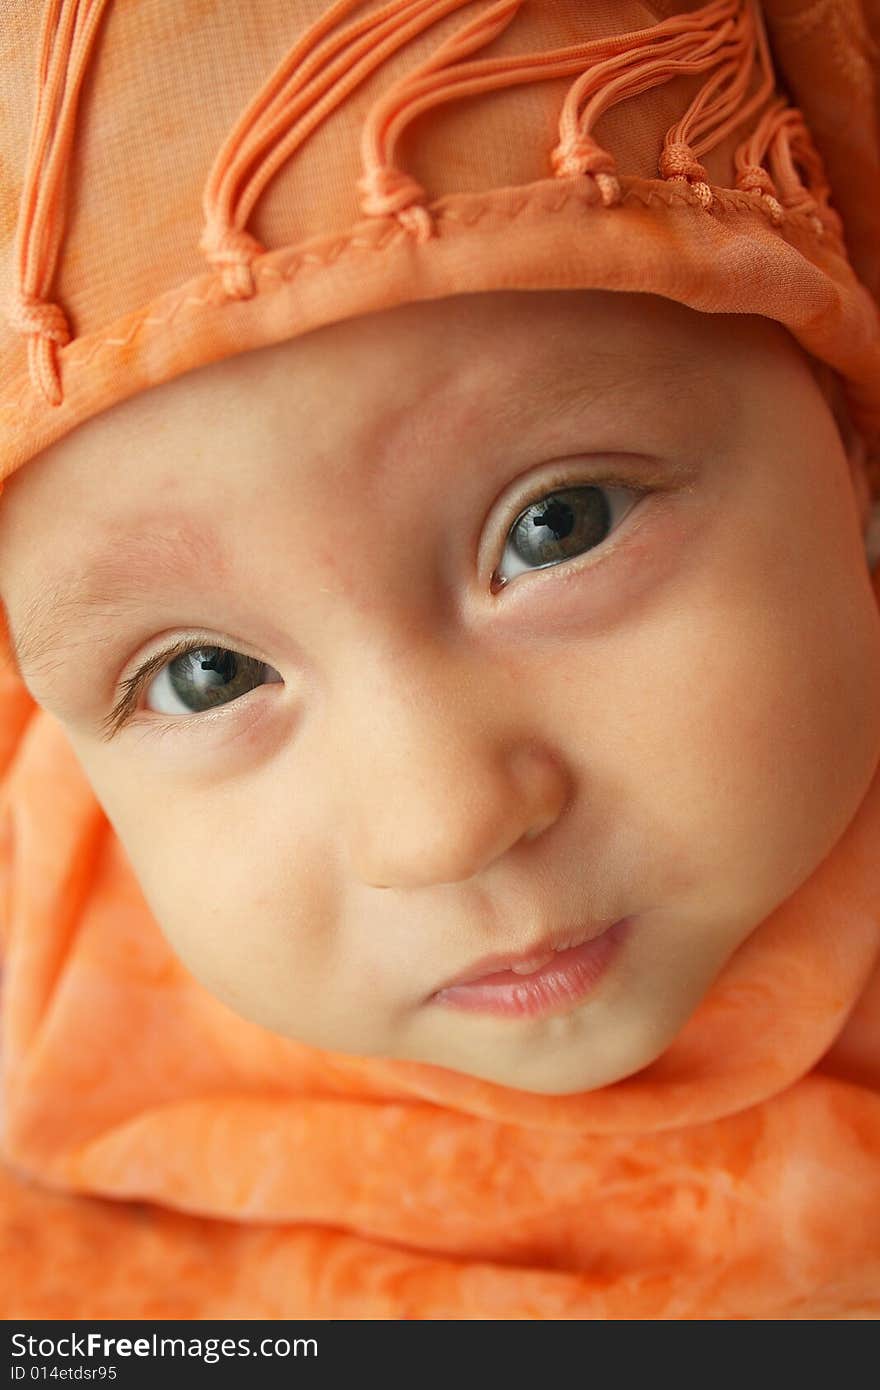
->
<box><xmin>532</xmin><ymin>495</ymin><xmax>575</xmax><ymax>542</ymax></box>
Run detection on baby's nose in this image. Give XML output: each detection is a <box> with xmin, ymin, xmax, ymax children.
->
<box><xmin>334</xmin><ymin>650</ymin><xmax>570</xmax><ymax>890</ymax></box>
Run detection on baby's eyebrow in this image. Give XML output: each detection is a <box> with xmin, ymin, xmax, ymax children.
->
<box><xmin>8</xmin><ymin>520</ymin><xmax>226</xmax><ymax>684</ymax></box>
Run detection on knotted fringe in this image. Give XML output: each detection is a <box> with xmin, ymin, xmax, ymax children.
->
<box><xmin>766</xmin><ymin>105</ymin><xmax>843</xmax><ymax>239</ymax></box>
<box><xmin>358</xmin><ymin>0</ymin><xmax>524</xmax><ymax>238</ymax></box>
<box><xmin>6</xmin><ymin>0</ymin><xmax>112</xmax><ymax>409</ymax></box>
<box><xmin>199</xmin><ymin>0</ymin><xmax>491</xmax><ymax>298</ymax></box>
<box><xmin>6</xmin><ymin>0</ymin><xmax>845</xmax><ymax>410</ymax></box>
<box><xmin>656</xmin><ymin>0</ymin><xmax>770</xmax><ymax>208</ymax></box>
<box><xmin>361</xmin><ymin>0</ymin><xmax>739</xmax><ymax>218</ymax></box>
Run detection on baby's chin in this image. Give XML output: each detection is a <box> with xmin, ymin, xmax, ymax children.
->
<box><xmin>395</xmin><ymin>1012</ymin><xmax>678</xmax><ymax>1095</ymax></box>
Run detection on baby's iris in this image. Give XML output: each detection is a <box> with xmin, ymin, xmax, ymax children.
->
<box><xmin>153</xmin><ymin>648</ymin><xmax>272</xmax><ymax>717</ymax></box>
<box><xmin>493</xmin><ymin>482</ymin><xmax>641</xmax><ymax>586</ymax></box>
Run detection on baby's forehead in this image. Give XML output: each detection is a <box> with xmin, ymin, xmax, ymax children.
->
<box><xmin>164</xmin><ymin>289</ymin><xmax>772</xmax><ymax>426</ymax></box>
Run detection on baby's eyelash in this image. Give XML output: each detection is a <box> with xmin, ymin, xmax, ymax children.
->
<box><xmin>504</xmin><ymin>465</ymin><xmax>657</xmax><ymax>519</ymax></box>
<box><xmin>101</xmin><ymin>634</ymin><xmax>218</xmax><ymax>742</ymax></box>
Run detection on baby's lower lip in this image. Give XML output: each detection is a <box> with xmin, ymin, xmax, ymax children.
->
<box><xmin>428</xmin><ymin>918</ymin><xmax>633</xmax><ymax>1020</ymax></box>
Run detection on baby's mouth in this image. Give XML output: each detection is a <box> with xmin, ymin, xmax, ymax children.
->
<box><xmin>427</xmin><ymin>919</ymin><xmax>633</xmax><ymax>1021</ymax></box>
<box><xmin>430</xmin><ymin>916</ymin><xmax>625</xmax><ymax>993</ymax></box>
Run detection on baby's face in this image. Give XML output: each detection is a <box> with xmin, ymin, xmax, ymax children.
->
<box><xmin>1</xmin><ymin>289</ymin><xmax>878</xmax><ymax>1094</ymax></box>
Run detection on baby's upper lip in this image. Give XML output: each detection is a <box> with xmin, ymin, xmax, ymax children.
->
<box><xmin>430</xmin><ymin>918</ymin><xmax>622</xmax><ymax>993</ymax></box>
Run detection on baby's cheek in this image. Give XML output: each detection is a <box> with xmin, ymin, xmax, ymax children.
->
<box><xmin>100</xmin><ymin>795</ymin><xmax>392</xmax><ymax>1051</ymax></box>
<box><xmin>66</xmin><ymin>749</ymin><xmax>316</xmax><ymax>1033</ymax></box>
<box><xmin>655</xmin><ymin>552</ymin><xmax>880</xmax><ymax>917</ymax></box>
<box><xmin>128</xmin><ymin>822</ymin><xmax>284</xmax><ymax>1017</ymax></box>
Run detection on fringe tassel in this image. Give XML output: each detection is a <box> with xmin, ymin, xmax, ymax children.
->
<box><xmin>657</xmin><ymin>0</ymin><xmax>772</xmax><ymax>209</ymax></box>
<box><xmin>198</xmin><ymin>0</ymin><xmax>486</xmax><ymax>299</ymax></box>
<box><xmin>357</xmin><ymin>0</ymin><xmax>523</xmax><ymax>242</ymax></box>
<box><xmin>6</xmin><ymin>0</ymin><xmax>113</xmax><ymax>408</ymax></box>
<box><xmin>558</xmin><ymin>5</ymin><xmax>745</xmax><ymax>210</ymax></box>
<box><xmin>733</xmin><ymin>97</ymin><xmax>787</xmax><ymax>223</ymax></box>
<box><xmin>357</xmin><ymin>4</ymin><xmax>672</xmax><ymax>225</ymax></box>
<box><xmin>767</xmin><ymin>107</ymin><xmax>844</xmax><ymax>239</ymax></box>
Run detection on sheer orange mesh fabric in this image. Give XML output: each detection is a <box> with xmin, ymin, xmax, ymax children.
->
<box><xmin>1</xmin><ymin>0</ymin><xmax>879</xmax><ymax>1319</ymax></box>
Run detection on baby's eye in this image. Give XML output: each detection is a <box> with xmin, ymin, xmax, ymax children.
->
<box><xmin>143</xmin><ymin>645</ymin><xmax>283</xmax><ymax>718</ymax></box>
<box><xmin>492</xmin><ymin>482</ymin><xmax>643</xmax><ymax>588</ymax></box>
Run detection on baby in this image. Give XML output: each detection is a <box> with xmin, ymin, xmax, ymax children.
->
<box><xmin>0</xmin><ymin>285</ymin><xmax>877</xmax><ymax>1096</ymax></box>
